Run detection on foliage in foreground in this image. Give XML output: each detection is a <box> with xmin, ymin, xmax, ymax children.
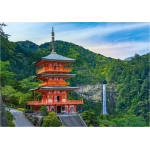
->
<box><xmin>81</xmin><ymin>109</ymin><xmax>99</xmax><ymax>126</ymax></box>
<box><xmin>5</xmin><ymin>110</ymin><xmax>15</xmax><ymax>121</ymax></box>
<box><xmin>40</xmin><ymin>105</ymin><xmax>49</xmax><ymax>116</ymax></box>
<box><xmin>1</xmin><ymin>36</ymin><xmax>149</xmax><ymax>126</ymax></box>
<box><xmin>81</xmin><ymin>110</ymin><xmax>147</xmax><ymax>127</ymax></box>
<box><xmin>5</xmin><ymin>110</ymin><xmax>15</xmax><ymax>127</ymax></box>
<box><xmin>8</xmin><ymin>120</ymin><xmax>15</xmax><ymax>127</ymax></box>
<box><xmin>42</xmin><ymin>112</ymin><xmax>62</xmax><ymax>127</ymax></box>
<box><xmin>17</xmin><ymin>108</ymin><xmax>25</xmax><ymax>111</ymax></box>
<box><xmin>111</xmin><ymin>114</ymin><xmax>147</xmax><ymax>127</ymax></box>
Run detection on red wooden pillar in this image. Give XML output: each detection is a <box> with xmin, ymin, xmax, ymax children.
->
<box><xmin>55</xmin><ymin>105</ymin><xmax>57</xmax><ymax>113</ymax></box>
<box><xmin>68</xmin><ymin>105</ymin><xmax>70</xmax><ymax>113</ymax></box>
<box><xmin>74</xmin><ymin>105</ymin><xmax>76</xmax><ymax>112</ymax></box>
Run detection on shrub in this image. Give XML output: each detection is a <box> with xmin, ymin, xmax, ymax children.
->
<box><xmin>81</xmin><ymin>109</ymin><xmax>98</xmax><ymax>126</ymax></box>
<box><xmin>60</xmin><ymin>126</ymin><xmax>66</xmax><ymax>128</ymax></box>
<box><xmin>98</xmin><ymin>119</ymin><xmax>115</xmax><ymax>127</ymax></box>
<box><xmin>42</xmin><ymin>112</ymin><xmax>62</xmax><ymax>127</ymax></box>
<box><xmin>40</xmin><ymin>105</ymin><xmax>48</xmax><ymax>116</ymax></box>
<box><xmin>111</xmin><ymin>114</ymin><xmax>147</xmax><ymax>127</ymax></box>
<box><xmin>17</xmin><ymin>108</ymin><xmax>25</xmax><ymax>111</ymax></box>
<box><xmin>99</xmin><ymin>124</ymin><xmax>105</xmax><ymax>127</ymax></box>
<box><xmin>89</xmin><ymin>124</ymin><xmax>94</xmax><ymax>127</ymax></box>
<box><xmin>5</xmin><ymin>110</ymin><xmax>15</xmax><ymax>121</ymax></box>
<box><xmin>8</xmin><ymin>120</ymin><xmax>15</xmax><ymax>127</ymax></box>
<box><xmin>5</xmin><ymin>110</ymin><xmax>15</xmax><ymax>127</ymax></box>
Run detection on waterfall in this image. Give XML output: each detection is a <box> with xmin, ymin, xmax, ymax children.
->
<box><xmin>102</xmin><ymin>84</ymin><xmax>107</xmax><ymax>114</ymax></box>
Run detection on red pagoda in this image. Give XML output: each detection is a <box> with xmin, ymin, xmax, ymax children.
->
<box><xmin>27</xmin><ymin>28</ymin><xmax>83</xmax><ymax>113</ymax></box>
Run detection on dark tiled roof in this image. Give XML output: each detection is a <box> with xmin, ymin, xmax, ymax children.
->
<box><xmin>36</xmin><ymin>74</ymin><xmax>76</xmax><ymax>78</ymax></box>
<box><xmin>30</xmin><ymin>86</ymin><xmax>79</xmax><ymax>91</ymax></box>
<box><xmin>34</xmin><ymin>53</ymin><xmax>75</xmax><ymax>64</ymax></box>
<box><xmin>42</xmin><ymin>53</ymin><xmax>75</xmax><ymax>61</ymax></box>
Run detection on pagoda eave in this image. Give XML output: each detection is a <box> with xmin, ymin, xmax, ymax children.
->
<box><xmin>34</xmin><ymin>54</ymin><xmax>75</xmax><ymax>66</ymax></box>
<box><xmin>35</xmin><ymin>74</ymin><xmax>76</xmax><ymax>80</ymax></box>
<box><xmin>30</xmin><ymin>86</ymin><xmax>79</xmax><ymax>92</ymax></box>
<box><xmin>27</xmin><ymin>100</ymin><xmax>83</xmax><ymax>106</ymax></box>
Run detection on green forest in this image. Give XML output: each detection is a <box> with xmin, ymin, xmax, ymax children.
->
<box><xmin>0</xmin><ymin>35</ymin><xmax>149</xmax><ymax>127</ymax></box>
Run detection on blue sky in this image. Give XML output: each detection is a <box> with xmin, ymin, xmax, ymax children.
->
<box><xmin>3</xmin><ymin>22</ymin><xmax>149</xmax><ymax>59</ymax></box>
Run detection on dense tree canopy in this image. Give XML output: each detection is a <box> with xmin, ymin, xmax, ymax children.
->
<box><xmin>0</xmin><ymin>35</ymin><xmax>149</xmax><ymax>126</ymax></box>
<box><xmin>42</xmin><ymin>112</ymin><xmax>62</xmax><ymax>127</ymax></box>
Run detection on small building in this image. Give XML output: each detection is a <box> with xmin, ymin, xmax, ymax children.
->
<box><xmin>27</xmin><ymin>28</ymin><xmax>83</xmax><ymax>113</ymax></box>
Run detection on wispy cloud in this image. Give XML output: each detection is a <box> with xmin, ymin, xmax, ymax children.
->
<box><xmin>56</xmin><ymin>22</ymin><xmax>149</xmax><ymax>41</ymax></box>
<box><xmin>87</xmin><ymin>41</ymin><xmax>149</xmax><ymax>59</ymax></box>
<box><xmin>2</xmin><ymin>22</ymin><xmax>149</xmax><ymax>59</ymax></box>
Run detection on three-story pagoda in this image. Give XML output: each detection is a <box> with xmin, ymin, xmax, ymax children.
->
<box><xmin>27</xmin><ymin>28</ymin><xmax>83</xmax><ymax>113</ymax></box>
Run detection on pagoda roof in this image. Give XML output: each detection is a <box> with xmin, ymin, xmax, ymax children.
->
<box><xmin>30</xmin><ymin>86</ymin><xmax>79</xmax><ymax>91</ymax></box>
<box><xmin>35</xmin><ymin>74</ymin><xmax>76</xmax><ymax>79</ymax></box>
<box><xmin>34</xmin><ymin>53</ymin><xmax>75</xmax><ymax>64</ymax></box>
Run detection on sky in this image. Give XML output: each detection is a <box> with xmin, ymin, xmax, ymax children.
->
<box><xmin>2</xmin><ymin>22</ymin><xmax>150</xmax><ymax>60</ymax></box>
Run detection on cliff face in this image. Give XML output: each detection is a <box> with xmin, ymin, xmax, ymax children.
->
<box><xmin>76</xmin><ymin>83</ymin><xmax>118</xmax><ymax>114</ymax></box>
<box><xmin>76</xmin><ymin>83</ymin><xmax>118</xmax><ymax>102</ymax></box>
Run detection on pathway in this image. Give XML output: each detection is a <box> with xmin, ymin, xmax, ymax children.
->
<box><xmin>5</xmin><ymin>107</ymin><xmax>34</xmax><ymax>127</ymax></box>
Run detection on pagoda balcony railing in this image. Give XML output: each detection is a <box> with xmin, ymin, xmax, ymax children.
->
<box><xmin>40</xmin><ymin>81</ymin><xmax>69</xmax><ymax>86</ymax></box>
<box><xmin>27</xmin><ymin>100</ymin><xmax>83</xmax><ymax>105</ymax></box>
<box><xmin>37</xmin><ymin>67</ymin><xmax>72</xmax><ymax>74</ymax></box>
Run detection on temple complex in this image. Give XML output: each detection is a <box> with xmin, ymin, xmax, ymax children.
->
<box><xmin>27</xmin><ymin>28</ymin><xmax>83</xmax><ymax>113</ymax></box>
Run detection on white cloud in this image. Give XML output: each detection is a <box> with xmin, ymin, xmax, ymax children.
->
<box><xmin>2</xmin><ymin>22</ymin><xmax>149</xmax><ymax>59</ymax></box>
<box><xmin>56</xmin><ymin>22</ymin><xmax>149</xmax><ymax>41</ymax></box>
<box><xmin>86</xmin><ymin>42</ymin><xmax>149</xmax><ymax>59</ymax></box>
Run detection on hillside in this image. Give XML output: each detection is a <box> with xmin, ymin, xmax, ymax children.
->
<box><xmin>1</xmin><ymin>36</ymin><xmax>112</xmax><ymax>83</ymax></box>
<box><xmin>16</xmin><ymin>40</ymin><xmax>38</xmax><ymax>51</ymax></box>
<box><xmin>1</xmin><ymin>35</ymin><xmax>149</xmax><ymax>126</ymax></box>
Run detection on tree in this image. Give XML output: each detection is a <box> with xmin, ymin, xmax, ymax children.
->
<box><xmin>17</xmin><ymin>92</ymin><xmax>32</xmax><ymax>108</ymax></box>
<box><xmin>81</xmin><ymin>109</ymin><xmax>98</xmax><ymax>126</ymax></box>
<box><xmin>1</xmin><ymin>85</ymin><xmax>18</xmax><ymax>107</ymax></box>
<box><xmin>0</xmin><ymin>60</ymin><xmax>15</xmax><ymax>86</ymax></box>
<box><xmin>19</xmin><ymin>76</ymin><xmax>39</xmax><ymax>93</ymax></box>
<box><xmin>42</xmin><ymin>112</ymin><xmax>62</xmax><ymax>127</ymax></box>
<box><xmin>111</xmin><ymin>114</ymin><xmax>146</xmax><ymax>127</ymax></box>
<box><xmin>40</xmin><ymin>105</ymin><xmax>48</xmax><ymax>116</ymax></box>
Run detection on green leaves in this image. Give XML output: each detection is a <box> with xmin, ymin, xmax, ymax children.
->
<box><xmin>111</xmin><ymin>114</ymin><xmax>146</xmax><ymax>127</ymax></box>
<box><xmin>81</xmin><ymin>109</ymin><xmax>98</xmax><ymax>126</ymax></box>
<box><xmin>1</xmin><ymin>33</ymin><xmax>149</xmax><ymax>126</ymax></box>
<box><xmin>0</xmin><ymin>60</ymin><xmax>15</xmax><ymax>86</ymax></box>
<box><xmin>5</xmin><ymin>110</ymin><xmax>15</xmax><ymax>121</ymax></box>
<box><xmin>42</xmin><ymin>112</ymin><xmax>62</xmax><ymax>127</ymax></box>
<box><xmin>1</xmin><ymin>76</ymin><xmax>37</xmax><ymax>108</ymax></box>
<box><xmin>5</xmin><ymin>110</ymin><xmax>15</xmax><ymax>127</ymax></box>
<box><xmin>18</xmin><ymin>76</ymin><xmax>39</xmax><ymax>92</ymax></box>
<box><xmin>40</xmin><ymin>105</ymin><xmax>48</xmax><ymax>116</ymax></box>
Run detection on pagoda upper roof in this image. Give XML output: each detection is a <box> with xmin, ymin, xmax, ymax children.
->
<box><xmin>34</xmin><ymin>53</ymin><xmax>75</xmax><ymax>64</ymax></box>
<box><xmin>30</xmin><ymin>86</ymin><xmax>79</xmax><ymax>91</ymax></box>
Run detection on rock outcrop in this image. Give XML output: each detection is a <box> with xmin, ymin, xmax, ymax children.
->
<box><xmin>0</xmin><ymin>95</ymin><xmax>9</xmax><ymax>127</ymax></box>
<box><xmin>76</xmin><ymin>83</ymin><xmax>118</xmax><ymax>102</ymax></box>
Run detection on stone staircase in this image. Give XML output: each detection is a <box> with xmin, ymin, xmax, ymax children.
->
<box><xmin>58</xmin><ymin>114</ymin><xmax>87</xmax><ymax>127</ymax></box>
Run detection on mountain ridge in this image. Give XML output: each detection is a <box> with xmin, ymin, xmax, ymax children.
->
<box><xmin>1</xmin><ymin>36</ymin><xmax>149</xmax><ymax>125</ymax></box>
<box><xmin>16</xmin><ymin>40</ymin><xmax>38</xmax><ymax>51</ymax></box>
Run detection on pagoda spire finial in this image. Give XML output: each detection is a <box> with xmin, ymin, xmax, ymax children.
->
<box><xmin>51</xmin><ymin>27</ymin><xmax>56</xmax><ymax>54</ymax></box>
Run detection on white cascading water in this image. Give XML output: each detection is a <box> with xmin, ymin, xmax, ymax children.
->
<box><xmin>102</xmin><ymin>84</ymin><xmax>107</xmax><ymax>114</ymax></box>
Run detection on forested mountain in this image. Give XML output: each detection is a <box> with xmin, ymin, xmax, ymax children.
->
<box><xmin>124</xmin><ymin>56</ymin><xmax>133</xmax><ymax>61</ymax></box>
<box><xmin>16</xmin><ymin>40</ymin><xmax>38</xmax><ymax>51</ymax></box>
<box><xmin>1</xmin><ymin>36</ymin><xmax>112</xmax><ymax>83</ymax></box>
<box><xmin>0</xmin><ymin>35</ymin><xmax>149</xmax><ymax>126</ymax></box>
